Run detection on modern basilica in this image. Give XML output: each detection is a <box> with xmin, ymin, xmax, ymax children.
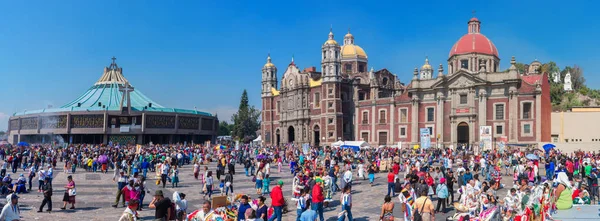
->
<box><xmin>260</xmin><ymin>17</ymin><xmax>551</xmax><ymax>149</ymax></box>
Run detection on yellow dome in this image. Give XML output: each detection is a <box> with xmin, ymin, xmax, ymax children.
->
<box><xmin>341</xmin><ymin>44</ymin><xmax>367</xmax><ymax>59</ymax></box>
<box><xmin>421</xmin><ymin>57</ymin><xmax>432</xmax><ymax>70</ymax></box>
<box><xmin>264</xmin><ymin>54</ymin><xmax>276</xmax><ymax>68</ymax></box>
<box><xmin>324</xmin><ymin>39</ymin><xmax>338</xmax><ymax>45</ymax></box>
<box><xmin>344</xmin><ymin>32</ymin><xmax>353</xmax><ymax>38</ymax></box>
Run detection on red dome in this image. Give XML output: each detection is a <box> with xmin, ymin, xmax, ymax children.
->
<box><xmin>449</xmin><ymin>33</ymin><xmax>498</xmax><ymax>57</ymax></box>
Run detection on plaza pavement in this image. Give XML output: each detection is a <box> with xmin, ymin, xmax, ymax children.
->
<box><xmin>7</xmin><ymin>161</ymin><xmax>512</xmax><ymax>221</ymax></box>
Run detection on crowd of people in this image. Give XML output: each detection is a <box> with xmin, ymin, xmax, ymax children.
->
<box><xmin>0</xmin><ymin>142</ymin><xmax>597</xmax><ymax>221</ymax></box>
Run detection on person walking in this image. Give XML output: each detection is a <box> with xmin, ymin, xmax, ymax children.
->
<box><xmin>113</xmin><ymin>171</ymin><xmax>128</xmax><ymax>208</ymax></box>
<box><xmin>387</xmin><ymin>170</ymin><xmax>395</xmax><ymax>197</ymax></box>
<box><xmin>337</xmin><ymin>186</ymin><xmax>353</xmax><ymax>221</ymax></box>
<box><xmin>28</xmin><ymin>165</ymin><xmax>36</xmax><ymax>191</ymax></box>
<box><xmin>435</xmin><ymin>178</ymin><xmax>448</xmax><ymax>213</ymax></box>
<box><xmin>160</xmin><ymin>160</ymin><xmax>170</xmax><ymax>189</ymax></box>
<box><xmin>203</xmin><ymin>171</ymin><xmax>214</xmax><ymax>199</ymax></box>
<box><xmin>171</xmin><ymin>166</ymin><xmax>180</xmax><ymax>188</ymax></box>
<box><xmin>60</xmin><ymin>175</ymin><xmax>76</xmax><ymax>210</ymax></box>
<box><xmin>268</xmin><ymin>180</ymin><xmax>285</xmax><ymax>221</ymax></box>
<box><xmin>311</xmin><ymin>179</ymin><xmax>325</xmax><ymax>221</ymax></box>
<box><xmin>224</xmin><ymin>170</ymin><xmax>234</xmax><ymax>196</ymax></box>
<box><xmin>37</xmin><ymin>177</ymin><xmax>53</xmax><ymax>213</ymax></box>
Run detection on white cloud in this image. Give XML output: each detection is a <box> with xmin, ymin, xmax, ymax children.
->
<box><xmin>200</xmin><ymin>106</ymin><xmax>237</xmax><ymax>123</ymax></box>
<box><xmin>0</xmin><ymin>112</ymin><xmax>8</xmax><ymax>132</ymax></box>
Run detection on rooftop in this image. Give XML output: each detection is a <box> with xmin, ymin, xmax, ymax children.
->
<box><xmin>13</xmin><ymin>58</ymin><xmax>212</xmax><ymax>117</ymax></box>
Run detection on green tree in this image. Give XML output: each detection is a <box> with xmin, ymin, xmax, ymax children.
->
<box><xmin>231</xmin><ymin>90</ymin><xmax>261</xmax><ymax>143</ymax></box>
<box><xmin>218</xmin><ymin>121</ymin><xmax>233</xmax><ymax>136</ymax></box>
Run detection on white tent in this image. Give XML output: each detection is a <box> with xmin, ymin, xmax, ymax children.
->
<box><xmin>331</xmin><ymin>140</ymin><xmax>344</xmax><ymax>147</ymax></box>
<box><xmin>336</xmin><ymin>141</ymin><xmax>370</xmax><ymax>151</ymax></box>
<box><xmin>253</xmin><ymin>135</ymin><xmax>262</xmax><ymax>142</ymax></box>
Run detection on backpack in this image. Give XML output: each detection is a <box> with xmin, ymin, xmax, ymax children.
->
<box><xmin>413</xmin><ymin>198</ymin><xmax>428</xmax><ymax>221</ymax></box>
<box><xmin>169</xmin><ymin>202</ymin><xmax>177</xmax><ymax>221</ymax></box>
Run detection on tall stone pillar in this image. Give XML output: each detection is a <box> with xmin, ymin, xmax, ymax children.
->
<box><xmin>436</xmin><ymin>92</ymin><xmax>445</xmax><ymax>146</ymax></box>
<box><xmin>389</xmin><ymin>103</ymin><xmax>395</xmax><ymax>144</ymax></box>
<box><xmin>509</xmin><ymin>86</ymin><xmax>519</xmax><ymax>142</ymax></box>
<box><xmin>411</xmin><ymin>96</ymin><xmax>419</xmax><ymax>143</ymax></box>
<box><xmin>478</xmin><ymin>89</ymin><xmax>487</xmax><ymax>129</ymax></box>
<box><xmin>371</xmin><ymin>105</ymin><xmax>376</xmax><ymax>143</ymax></box>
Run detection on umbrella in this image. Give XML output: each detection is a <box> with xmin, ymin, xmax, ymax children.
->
<box><xmin>417</xmin><ymin>171</ymin><xmax>426</xmax><ymax>177</ymax></box>
<box><xmin>17</xmin><ymin>141</ymin><xmax>29</xmax><ymax>147</ymax></box>
<box><xmin>98</xmin><ymin>155</ymin><xmax>108</xmax><ymax>164</ymax></box>
<box><xmin>525</xmin><ymin>153</ymin><xmax>539</xmax><ymax>160</ymax></box>
<box><xmin>256</xmin><ymin>154</ymin><xmax>266</xmax><ymax>160</ymax></box>
<box><xmin>542</xmin><ymin>144</ymin><xmax>556</xmax><ymax>152</ymax></box>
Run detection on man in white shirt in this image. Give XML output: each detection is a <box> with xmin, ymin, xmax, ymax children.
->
<box><xmin>479</xmin><ymin>158</ymin><xmax>487</xmax><ymax>177</ymax></box>
<box><xmin>37</xmin><ymin>170</ymin><xmax>46</xmax><ymax>193</ymax></box>
<box><xmin>160</xmin><ymin>162</ymin><xmax>170</xmax><ymax>188</ymax></box>
<box><xmin>46</xmin><ymin>165</ymin><xmax>54</xmax><ymax>185</ymax></box>
<box><xmin>0</xmin><ymin>194</ymin><xmax>20</xmax><ymax>221</ymax></box>
<box><xmin>190</xmin><ymin>201</ymin><xmax>215</xmax><ymax>221</ymax></box>
<box><xmin>343</xmin><ymin>170</ymin><xmax>353</xmax><ymax>189</ymax></box>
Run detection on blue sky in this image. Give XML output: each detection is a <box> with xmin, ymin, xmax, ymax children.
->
<box><xmin>1</xmin><ymin>0</ymin><xmax>599</xmax><ymax>130</ymax></box>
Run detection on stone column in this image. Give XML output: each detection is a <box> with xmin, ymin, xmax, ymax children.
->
<box><xmin>411</xmin><ymin>96</ymin><xmax>419</xmax><ymax>143</ymax></box>
<box><xmin>478</xmin><ymin>89</ymin><xmax>487</xmax><ymax>129</ymax></box>
<box><xmin>389</xmin><ymin>103</ymin><xmax>395</xmax><ymax>144</ymax></box>
<box><xmin>509</xmin><ymin>86</ymin><xmax>519</xmax><ymax>142</ymax></box>
<box><xmin>371</xmin><ymin>105</ymin><xmax>376</xmax><ymax>143</ymax></box>
<box><xmin>536</xmin><ymin>92</ymin><xmax>542</xmax><ymax>142</ymax></box>
<box><xmin>436</xmin><ymin>92</ymin><xmax>445</xmax><ymax>146</ymax></box>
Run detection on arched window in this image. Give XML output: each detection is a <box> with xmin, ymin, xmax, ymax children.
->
<box><xmin>345</xmin><ymin>64</ymin><xmax>352</xmax><ymax>73</ymax></box>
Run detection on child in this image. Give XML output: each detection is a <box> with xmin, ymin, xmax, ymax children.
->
<box><xmin>262</xmin><ymin>174</ymin><xmax>271</xmax><ymax>195</ymax></box>
<box><xmin>219</xmin><ymin>179</ymin><xmax>225</xmax><ymax>196</ymax></box>
<box><xmin>296</xmin><ymin>189</ymin><xmax>309</xmax><ymax>219</ymax></box>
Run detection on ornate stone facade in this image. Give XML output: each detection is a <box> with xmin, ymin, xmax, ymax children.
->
<box><xmin>261</xmin><ymin>17</ymin><xmax>551</xmax><ymax>147</ymax></box>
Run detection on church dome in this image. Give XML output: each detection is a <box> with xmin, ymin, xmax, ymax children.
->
<box><xmin>421</xmin><ymin>57</ymin><xmax>432</xmax><ymax>70</ymax></box>
<box><xmin>323</xmin><ymin>29</ymin><xmax>339</xmax><ymax>46</ymax></box>
<box><xmin>341</xmin><ymin>44</ymin><xmax>367</xmax><ymax>59</ymax></box>
<box><xmin>449</xmin><ymin>17</ymin><xmax>499</xmax><ymax>58</ymax></box>
<box><xmin>264</xmin><ymin>54</ymin><xmax>276</xmax><ymax>68</ymax></box>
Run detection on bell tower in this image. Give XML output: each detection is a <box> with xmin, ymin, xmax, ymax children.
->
<box><xmin>261</xmin><ymin>54</ymin><xmax>278</xmax><ymax>97</ymax></box>
<box><xmin>322</xmin><ymin>28</ymin><xmax>341</xmax><ymax>83</ymax></box>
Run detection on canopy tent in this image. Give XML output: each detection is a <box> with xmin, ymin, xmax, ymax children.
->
<box><xmin>337</xmin><ymin>141</ymin><xmax>370</xmax><ymax>152</ymax></box>
<box><xmin>331</xmin><ymin>140</ymin><xmax>344</xmax><ymax>147</ymax></box>
<box><xmin>253</xmin><ymin>135</ymin><xmax>262</xmax><ymax>142</ymax></box>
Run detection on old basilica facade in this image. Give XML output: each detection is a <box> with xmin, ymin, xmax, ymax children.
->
<box><xmin>261</xmin><ymin>17</ymin><xmax>551</xmax><ymax>148</ymax></box>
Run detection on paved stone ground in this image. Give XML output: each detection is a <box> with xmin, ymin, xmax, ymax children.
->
<box><xmin>7</xmin><ymin>162</ymin><xmax>512</xmax><ymax>220</ymax></box>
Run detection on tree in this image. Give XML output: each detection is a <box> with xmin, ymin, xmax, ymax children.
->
<box><xmin>231</xmin><ymin>90</ymin><xmax>261</xmax><ymax>143</ymax></box>
<box><xmin>570</xmin><ymin>65</ymin><xmax>585</xmax><ymax>91</ymax></box>
<box><xmin>218</xmin><ymin>121</ymin><xmax>233</xmax><ymax>136</ymax></box>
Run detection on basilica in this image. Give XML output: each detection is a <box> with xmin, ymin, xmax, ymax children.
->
<box><xmin>260</xmin><ymin>17</ymin><xmax>551</xmax><ymax>148</ymax></box>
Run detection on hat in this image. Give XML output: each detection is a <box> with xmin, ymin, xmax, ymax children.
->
<box><xmin>155</xmin><ymin>190</ymin><xmax>164</xmax><ymax>196</ymax></box>
<box><xmin>440</xmin><ymin>178</ymin><xmax>446</xmax><ymax>183</ymax></box>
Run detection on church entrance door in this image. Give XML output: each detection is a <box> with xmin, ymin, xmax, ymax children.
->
<box><xmin>288</xmin><ymin>126</ymin><xmax>295</xmax><ymax>143</ymax></box>
<box><xmin>457</xmin><ymin>122</ymin><xmax>469</xmax><ymax>146</ymax></box>
<box><xmin>313</xmin><ymin>125</ymin><xmax>320</xmax><ymax>146</ymax></box>
<box><xmin>275</xmin><ymin>129</ymin><xmax>280</xmax><ymax>146</ymax></box>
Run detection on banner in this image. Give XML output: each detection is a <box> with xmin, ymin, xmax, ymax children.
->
<box><xmin>497</xmin><ymin>136</ymin><xmax>507</xmax><ymax>153</ymax></box>
<box><xmin>302</xmin><ymin>143</ymin><xmax>310</xmax><ymax>155</ymax></box>
<box><xmin>420</xmin><ymin>128</ymin><xmax>431</xmax><ymax>149</ymax></box>
<box><xmin>479</xmin><ymin>126</ymin><xmax>492</xmax><ymax>151</ymax></box>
